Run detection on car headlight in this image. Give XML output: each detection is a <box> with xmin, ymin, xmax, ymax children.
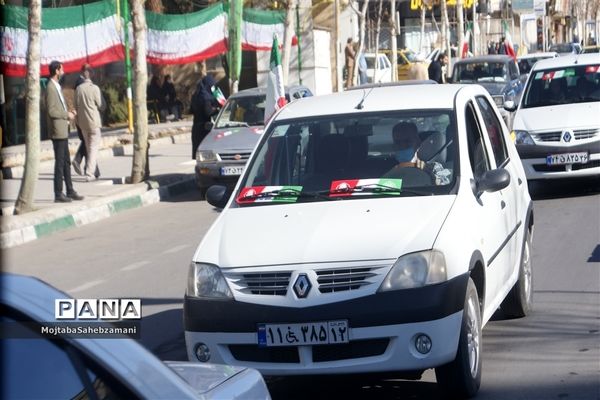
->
<box><xmin>513</xmin><ymin>130</ymin><xmax>535</xmax><ymax>145</ymax></box>
<box><xmin>378</xmin><ymin>250</ymin><xmax>447</xmax><ymax>291</ymax></box>
<box><xmin>187</xmin><ymin>263</ymin><xmax>233</xmax><ymax>298</ymax></box>
<box><xmin>197</xmin><ymin>150</ymin><xmax>218</xmax><ymax>162</ymax></box>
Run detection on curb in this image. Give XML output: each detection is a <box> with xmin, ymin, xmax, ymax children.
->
<box><xmin>1</xmin><ymin>130</ymin><xmax>191</xmax><ymax>180</ymax></box>
<box><xmin>1</xmin><ymin>176</ymin><xmax>196</xmax><ymax>249</ymax></box>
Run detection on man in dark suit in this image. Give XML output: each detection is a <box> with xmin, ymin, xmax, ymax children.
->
<box><xmin>428</xmin><ymin>53</ymin><xmax>448</xmax><ymax>84</ymax></box>
<box><xmin>46</xmin><ymin>60</ymin><xmax>84</xmax><ymax>203</ymax></box>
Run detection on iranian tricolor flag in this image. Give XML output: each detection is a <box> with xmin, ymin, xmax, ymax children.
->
<box><xmin>502</xmin><ymin>21</ymin><xmax>516</xmax><ymax>60</ymax></box>
<box><xmin>264</xmin><ymin>34</ymin><xmax>287</xmax><ymax>124</ymax></box>
<box><xmin>329</xmin><ymin>179</ymin><xmax>403</xmax><ymax>197</ymax></box>
<box><xmin>460</xmin><ymin>26</ymin><xmax>472</xmax><ymax>59</ymax></box>
<box><xmin>211</xmin><ymin>85</ymin><xmax>227</xmax><ymax>106</ymax></box>
<box><xmin>236</xmin><ymin>186</ymin><xmax>302</xmax><ymax>204</ymax></box>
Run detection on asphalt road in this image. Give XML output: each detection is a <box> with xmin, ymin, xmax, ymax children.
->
<box><xmin>3</xmin><ymin>178</ymin><xmax>599</xmax><ymax>399</ymax></box>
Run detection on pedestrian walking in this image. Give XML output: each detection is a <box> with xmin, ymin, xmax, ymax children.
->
<box><xmin>344</xmin><ymin>38</ymin><xmax>356</xmax><ymax>89</ymax></box>
<box><xmin>72</xmin><ymin>64</ymin><xmax>100</xmax><ymax>178</ymax></box>
<box><xmin>190</xmin><ymin>74</ymin><xmax>220</xmax><ymax>159</ymax></box>
<box><xmin>428</xmin><ymin>52</ymin><xmax>448</xmax><ymax>84</ymax></box>
<box><xmin>46</xmin><ymin>61</ymin><xmax>84</xmax><ymax>203</ymax></box>
<box><xmin>74</xmin><ymin>66</ymin><xmax>105</xmax><ymax>182</ymax></box>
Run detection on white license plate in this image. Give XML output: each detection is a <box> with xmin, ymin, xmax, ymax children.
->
<box><xmin>546</xmin><ymin>152</ymin><xmax>589</xmax><ymax>166</ymax></box>
<box><xmin>220</xmin><ymin>166</ymin><xmax>245</xmax><ymax>176</ymax></box>
<box><xmin>257</xmin><ymin>320</ymin><xmax>349</xmax><ymax>347</ymax></box>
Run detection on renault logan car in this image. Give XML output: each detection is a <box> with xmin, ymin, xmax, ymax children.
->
<box><xmin>508</xmin><ymin>53</ymin><xmax>600</xmax><ymax>180</ymax></box>
<box><xmin>195</xmin><ymin>86</ymin><xmax>312</xmax><ymax>196</ymax></box>
<box><xmin>185</xmin><ymin>84</ymin><xmax>533</xmax><ymax>398</ymax></box>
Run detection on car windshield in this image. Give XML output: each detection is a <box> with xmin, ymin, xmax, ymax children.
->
<box><xmin>453</xmin><ymin>62</ymin><xmax>508</xmax><ymax>83</ymax></box>
<box><xmin>521</xmin><ymin>64</ymin><xmax>600</xmax><ymax>108</ymax></box>
<box><xmin>234</xmin><ymin>110</ymin><xmax>457</xmax><ymax>206</ymax></box>
<box><xmin>216</xmin><ymin>95</ymin><xmax>265</xmax><ymax>128</ymax></box>
<box><xmin>518</xmin><ymin>57</ymin><xmax>550</xmax><ymax>75</ymax></box>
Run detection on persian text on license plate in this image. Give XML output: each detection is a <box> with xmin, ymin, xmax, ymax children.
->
<box><xmin>546</xmin><ymin>152</ymin><xmax>588</xmax><ymax>166</ymax></box>
<box><xmin>220</xmin><ymin>166</ymin><xmax>245</xmax><ymax>176</ymax></box>
<box><xmin>257</xmin><ymin>320</ymin><xmax>349</xmax><ymax>347</ymax></box>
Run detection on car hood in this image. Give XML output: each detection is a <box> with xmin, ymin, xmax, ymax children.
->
<box><xmin>164</xmin><ymin>362</ymin><xmax>269</xmax><ymax>399</ymax></box>
<box><xmin>513</xmin><ymin>102</ymin><xmax>600</xmax><ymax>131</ymax></box>
<box><xmin>198</xmin><ymin>126</ymin><xmax>265</xmax><ymax>153</ymax></box>
<box><xmin>195</xmin><ymin>196</ymin><xmax>456</xmax><ymax>267</ymax></box>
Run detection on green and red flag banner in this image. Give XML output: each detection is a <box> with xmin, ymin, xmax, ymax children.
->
<box><xmin>211</xmin><ymin>85</ymin><xmax>226</xmax><ymax>106</ymax></box>
<box><xmin>236</xmin><ymin>186</ymin><xmax>303</xmax><ymax>204</ymax></box>
<box><xmin>264</xmin><ymin>34</ymin><xmax>287</xmax><ymax>124</ymax></box>
<box><xmin>502</xmin><ymin>21</ymin><xmax>516</xmax><ymax>60</ymax></box>
<box><xmin>0</xmin><ymin>0</ymin><xmax>294</xmax><ymax>77</ymax></box>
<box><xmin>329</xmin><ymin>179</ymin><xmax>403</xmax><ymax>197</ymax></box>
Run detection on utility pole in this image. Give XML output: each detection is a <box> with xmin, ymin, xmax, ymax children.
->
<box><xmin>334</xmin><ymin>0</ymin><xmax>341</xmax><ymax>91</ymax></box>
<box><xmin>472</xmin><ymin>0</ymin><xmax>478</xmax><ymax>55</ymax></box>
<box><xmin>457</xmin><ymin>0</ymin><xmax>465</xmax><ymax>57</ymax></box>
<box><xmin>228</xmin><ymin>0</ymin><xmax>243</xmax><ymax>94</ymax></box>
<box><xmin>122</xmin><ymin>0</ymin><xmax>134</xmax><ymax>134</ymax></box>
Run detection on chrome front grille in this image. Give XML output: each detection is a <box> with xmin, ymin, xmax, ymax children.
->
<box><xmin>531</xmin><ymin>131</ymin><xmax>561</xmax><ymax>142</ymax></box>
<box><xmin>218</xmin><ymin>152</ymin><xmax>252</xmax><ymax>161</ymax></box>
<box><xmin>574</xmin><ymin>128</ymin><xmax>599</xmax><ymax>140</ymax></box>
<box><xmin>228</xmin><ymin>272</ymin><xmax>292</xmax><ymax>296</ymax></box>
<box><xmin>531</xmin><ymin>128</ymin><xmax>599</xmax><ymax>142</ymax></box>
<box><xmin>317</xmin><ymin>266</ymin><xmax>383</xmax><ymax>293</ymax></box>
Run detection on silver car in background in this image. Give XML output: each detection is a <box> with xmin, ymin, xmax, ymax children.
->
<box><xmin>195</xmin><ymin>85</ymin><xmax>313</xmax><ymax>197</ymax></box>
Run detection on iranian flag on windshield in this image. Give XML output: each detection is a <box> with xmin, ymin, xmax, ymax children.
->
<box><xmin>329</xmin><ymin>179</ymin><xmax>403</xmax><ymax>197</ymax></box>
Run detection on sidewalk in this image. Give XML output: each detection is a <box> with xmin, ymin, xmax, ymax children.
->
<box><xmin>1</xmin><ymin>120</ymin><xmax>198</xmax><ymax>249</ymax></box>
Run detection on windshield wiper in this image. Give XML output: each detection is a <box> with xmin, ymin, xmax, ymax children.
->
<box><xmin>319</xmin><ymin>183</ymin><xmax>431</xmax><ymax>197</ymax></box>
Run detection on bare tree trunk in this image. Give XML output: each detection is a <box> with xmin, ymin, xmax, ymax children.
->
<box><xmin>15</xmin><ymin>0</ymin><xmax>42</xmax><ymax>215</ymax></box>
<box><xmin>130</xmin><ymin>0</ymin><xmax>149</xmax><ymax>183</ymax></box>
<box><xmin>472</xmin><ymin>0</ymin><xmax>478</xmax><ymax>56</ymax></box>
<box><xmin>374</xmin><ymin>0</ymin><xmax>383</xmax><ymax>75</ymax></box>
<box><xmin>441</xmin><ymin>0</ymin><xmax>451</xmax><ymax>80</ymax></box>
<box><xmin>419</xmin><ymin>4</ymin><xmax>426</xmax><ymax>53</ymax></box>
<box><xmin>282</xmin><ymin>0</ymin><xmax>298</xmax><ymax>84</ymax></box>
<box><xmin>350</xmin><ymin>0</ymin><xmax>369</xmax><ymax>87</ymax></box>
<box><xmin>457</xmin><ymin>0</ymin><xmax>464</xmax><ymax>57</ymax></box>
<box><xmin>390</xmin><ymin>0</ymin><xmax>398</xmax><ymax>80</ymax></box>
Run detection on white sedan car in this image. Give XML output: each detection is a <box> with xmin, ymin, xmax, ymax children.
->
<box><xmin>509</xmin><ymin>53</ymin><xmax>600</xmax><ymax>180</ymax></box>
<box><xmin>186</xmin><ymin>84</ymin><xmax>533</xmax><ymax>398</ymax></box>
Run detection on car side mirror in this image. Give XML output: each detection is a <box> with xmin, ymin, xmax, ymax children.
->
<box><xmin>503</xmin><ymin>100</ymin><xmax>517</xmax><ymax>112</ymax></box>
<box><xmin>206</xmin><ymin>185</ymin><xmax>231</xmax><ymax>208</ymax></box>
<box><xmin>476</xmin><ymin>169</ymin><xmax>511</xmax><ymax>196</ymax></box>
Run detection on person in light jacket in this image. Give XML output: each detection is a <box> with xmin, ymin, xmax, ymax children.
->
<box><xmin>74</xmin><ymin>66</ymin><xmax>105</xmax><ymax>182</ymax></box>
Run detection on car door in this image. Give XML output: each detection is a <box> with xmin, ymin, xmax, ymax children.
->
<box><xmin>463</xmin><ymin>99</ymin><xmax>513</xmax><ymax>310</ymax></box>
<box><xmin>474</xmin><ymin>95</ymin><xmax>523</xmax><ymax>278</ymax></box>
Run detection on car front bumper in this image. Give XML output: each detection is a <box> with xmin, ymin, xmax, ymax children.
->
<box><xmin>195</xmin><ymin>161</ymin><xmax>246</xmax><ymax>189</ymax></box>
<box><xmin>184</xmin><ymin>273</ymin><xmax>468</xmax><ymax>375</ymax></box>
<box><xmin>517</xmin><ymin>140</ymin><xmax>600</xmax><ymax>180</ymax></box>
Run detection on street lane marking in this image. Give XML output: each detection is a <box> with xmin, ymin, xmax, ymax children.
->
<box><xmin>179</xmin><ymin>160</ymin><xmax>197</xmax><ymax>166</ymax></box>
<box><xmin>69</xmin><ymin>279</ymin><xmax>105</xmax><ymax>293</ymax></box>
<box><xmin>121</xmin><ymin>260</ymin><xmax>151</xmax><ymax>272</ymax></box>
<box><xmin>162</xmin><ymin>244</ymin><xmax>190</xmax><ymax>254</ymax></box>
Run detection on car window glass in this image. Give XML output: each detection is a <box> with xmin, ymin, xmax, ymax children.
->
<box><xmin>239</xmin><ymin>110</ymin><xmax>457</xmax><ymax>205</ymax></box>
<box><xmin>475</xmin><ymin>96</ymin><xmax>509</xmax><ymax>167</ymax></box>
<box><xmin>465</xmin><ymin>102</ymin><xmax>490</xmax><ymax>179</ymax></box>
<box><xmin>216</xmin><ymin>95</ymin><xmax>265</xmax><ymax>128</ymax></box>
<box><xmin>1</xmin><ymin>316</ymin><xmax>137</xmax><ymax>400</ymax></box>
<box><xmin>509</xmin><ymin>61</ymin><xmax>519</xmax><ymax>79</ymax></box>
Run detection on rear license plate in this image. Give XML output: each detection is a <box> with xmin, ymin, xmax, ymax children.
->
<box><xmin>220</xmin><ymin>166</ymin><xmax>245</xmax><ymax>176</ymax></box>
<box><xmin>546</xmin><ymin>152</ymin><xmax>588</xmax><ymax>166</ymax></box>
<box><xmin>257</xmin><ymin>320</ymin><xmax>349</xmax><ymax>347</ymax></box>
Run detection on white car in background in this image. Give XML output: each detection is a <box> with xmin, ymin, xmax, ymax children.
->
<box><xmin>185</xmin><ymin>83</ymin><xmax>533</xmax><ymax>398</ymax></box>
<box><xmin>508</xmin><ymin>53</ymin><xmax>600</xmax><ymax>180</ymax></box>
<box><xmin>363</xmin><ymin>53</ymin><xmax>392</xmax><ymax>84</ymax></box>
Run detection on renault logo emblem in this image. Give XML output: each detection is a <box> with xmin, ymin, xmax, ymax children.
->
<box><xmin>562</xmin><ymin>130</ymin><xmax>572</xmax><ymax>143</ymax></box>
<box><xmin>293</xmin><ymin>274</ymin><xmax>311</xmax><ymax>298</ymax></box>
<box><xmin>234</xmin><ymin>154</ymin><xmax>242</xmax><ymax>160</ymax></box>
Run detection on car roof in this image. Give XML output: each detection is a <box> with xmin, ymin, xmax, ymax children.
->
<box><xmin>230</xmin><ymin>85</ymin><xmax>311</xmax><ymax>98</ymax></box>
<box><xmin>517</xmin><ymin>52</ymin><xmax>558</xmax><ymax>59</ymax></box>
<box><xmin>347</xmin><ymin>80</ymin><xmax>437</xmax><ymax>91</ymax></box>
<box><xmin>453</xmin><ymin>55</ymin><xmax>514</xmax><ymax>65</ymax></box>
<box><xmin>275</xmin><ymin>84</ymin><xmax>482</xmax><ymax>120</ymax></box>
<box><xmin>0</xmin><ymin>273</ymin><xmax>200</xmax><ymax>399</ymax></box>
<box><xmin>531</xmin><ymin>53</ymin><xmax>600</xmax><ymax>71</ymax></box>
